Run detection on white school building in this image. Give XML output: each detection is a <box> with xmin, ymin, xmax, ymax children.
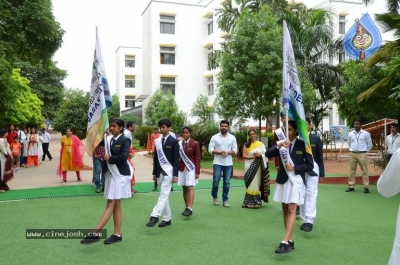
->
<box><xmin>115</xmin><ymin>0</ymin><xmax>388</xmax><ymax>131</ymax></box>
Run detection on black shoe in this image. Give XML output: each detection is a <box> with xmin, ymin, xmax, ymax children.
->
<box><xmin>182</xmin><ymin>208</ymin><xmax>192</xmax><ymax>217</ymax></box>
<box><xmin>49</xmin><ymin>158</ymin><xmax>52</xmax><ymax>161</ymax></box>
<box><xmin>296</xmin><ymin>210</ymin><xmax>300</xmax><ymax>216</ymax></box>
<box><xmin>275</xmin><ymin>243</ymin><xmax>291</xmax><ymax>254</ymax></box>
<box><xmin>288</xmin><ymin>240</ymin><xmax>294</xmax><ymax>250</ymax></box>
<box><xmin>300</xmin><ymin>223</ymin><xmax>306</xmax><ymax>230</ymax></box>
<box><xmin>80</xmin><ymin>233</ymin><xmax>100</xmax><ymax>245</ymax></box>
<box><xmin>158</xmin><ymin>220</ymin><xmax>172</xmax><ymax>227</ymax></box>
<box><xmin>303</xmin><ymin>223</ymin><xmax>313</xmax><ymax>232</ymax></box>
<box><xmin>171</xmin><ymin>186</ymin><xmax>173</xmax><ymax>192</ymax></box>
<box><xmin>345</xmin><ymin>187</ymin><xmax>355</xmax><ymax>192</ymax></box>
<box><xmin>364</xmin><ymin>188</ymin><xmax>370</xmax><ymax>194</ymax></box>
<box><xmin>152</xmin><ymin>185</ymin><xmax>157</xmax><ymax>191</ymax></box>
<box><xmin>146</xmin><ymin>216</ymin><xmax>159</xmax><ymax>227</ymax></box>
<box><xmin>102</xmin><ymin>187</ymin><xmax>104</xmax><ymax>192</ymax></box>
<box><xmin>104</xmin><ymin>234</ymin><xmax>122</xmax><ymax>244</ymax></box>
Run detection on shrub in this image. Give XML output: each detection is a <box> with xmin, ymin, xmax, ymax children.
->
<box><xmin>134</xmin><ymin>125</ymin><xmax>153</xmax><ymax>146</ymax></box>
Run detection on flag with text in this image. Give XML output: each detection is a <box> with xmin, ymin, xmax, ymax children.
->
<box><xmin>86</xmin><ymin>27</ymin><xmax>112</xmax><ymax>156</ymax></box>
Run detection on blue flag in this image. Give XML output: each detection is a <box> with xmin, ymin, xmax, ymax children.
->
<box><xmin>342</xmin><ymin>13</ymin><xmax>382</xmax><ymax>60</ymax></box>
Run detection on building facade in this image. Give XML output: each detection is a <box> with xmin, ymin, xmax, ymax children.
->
<box><xmin>115</xmin><ymin>0</ymin><xmax>388</xmax><ymax>130</ymax></box>
<box><xmin>115</xmin><ymin>46</ymin><xmax>143</xmax><ymax>116</ymax></box>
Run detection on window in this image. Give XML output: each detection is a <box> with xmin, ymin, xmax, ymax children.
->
<box><xmin>125</xmin><ymin>96</ymin><xmax>135</xmax><ymax>108</ymax></box>
<box><xmin>206</xmin><ymin>77</ymin><xmax>214</xmax><ymax>95</ymax></box>
<box><xmin>206</xmin><ymin>46</ymin><xmax>213</xmax><ymax>65</ymax></box>
<box><xmin>160</xmin><ymin>47</ymin><xmax>175</xmax><ymax>65</ymax></box>
<box><xmin>208</xmin><ymin>22</ymin><xmax>213</xmax><ymax>35</ymax></box>
<box><xmin>160</xmin><ymin>15</ymin><xmax>175</xmax><ymax>34</ymax></box>
<box><xmin>125</xmin><ymin>55</ymin><xmax>135</xmax><ymax>68</ymax></box>
<box><xmin>339</xmin><ymin>15</ymin><xmax>346</xmax><ymax>34</ymax></box>
<box><xmin>338</xmin><ymin>52</ymin><xmax>345</xmax><ymax>63</ymax></box>
<box><xmin>160</xmin><ymin>77</ymin><xmax>176</xmax><ymax>95</ymax></box>
<box><xmin>125</xmin><ymin>75</ymin><xmax>135</xmax><ymax>88</ymax></box>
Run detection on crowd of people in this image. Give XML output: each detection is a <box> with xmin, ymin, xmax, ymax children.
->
<box><xmin>0</xmin><ymin>125</ymin><xmax>54</xmax><ymax>192</ymax></box>
<box><xmin>3</xmin><ymin>116</ymin><xmax>397</xmax><ymax>255</ymax></box>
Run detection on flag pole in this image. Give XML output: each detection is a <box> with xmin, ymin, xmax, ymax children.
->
<box><xmin>285</xmin><ymin>109</ymin><xmax>289</xmax><ymax>140</ymax></box>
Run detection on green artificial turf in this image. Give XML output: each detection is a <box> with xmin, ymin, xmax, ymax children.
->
<box><xmin>0</xmin><ymin>179</ymin><xmax>246</xmax><ymax>201</ymax></box>
<box><xmin>1</xmin><ymin>184</ymin><xmax>398</xmax><ymax>265</ymax></box>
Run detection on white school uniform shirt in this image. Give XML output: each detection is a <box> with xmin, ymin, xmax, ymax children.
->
<box><xmin>386</xmin><ymin>133</ymin><xmax>400</xmax><ymax>155</ymax></box>
<box><xmin>348</xmin><ymin>129</ymin><xmax>373</xmax><ymax>152</ymax></box>
<box><xmin>208</xmin><ymin>132</ymin><xmax>238</xmax><ymax>166</ymax></box>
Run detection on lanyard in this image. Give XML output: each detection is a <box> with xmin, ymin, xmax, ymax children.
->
<box><xmin>354</xmin><ymin>131</ymin><xmax>361</xmax><ymax>143</ymax></box>
<box><xmin>392</xmin><ymin>135</ymin><xmax>399</xmax><ymax>146</ymax></box>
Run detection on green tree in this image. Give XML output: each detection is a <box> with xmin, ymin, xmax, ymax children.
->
<box><xmin>52</xmin><ymin>89</ymin><xmax>90</xmax><ymax>140</ymax></box>
<box><xmin>108</xmin><ymin>94</ymin><xmax>121</xmax><ymax>120</ymax></box>
<box><xmin>119</xmin><ymin>114</ymin><xmax>142</xmax><ymax>126</ymax></box>
<box><xmin>0</xmin><ymin>0</ymin><xmax>64</xmax><ymax>64</ymax></box>
<box><xmin>0</xmin><ymin>69</ymin><xmax>44</xmax><ymax>127</ymax></box>
<box><xmin>217</xmin><ymin>6</ymin><xmax>282</xmax><ymax>133</ymax></box>
<box><xmin>0</xmin><ymin>0</ymin><xmax>66</xmax><ymax>122</ymax></box>
<box><xmin>15</xmin><ymin>60</ymin><xmax>67</xmax><ymax>121</ymax></box>
<box><xmin>190</xmin><ymin>94</ymin><xmax>214</xmax><ymax>124</ymax></box>
<box><xmin>144</xmin><ymin>89</ymin><xmax>186</xmax><ymax>130</ymax></box>
<box><xmin>336</xmin><ymin>61</ymin><xmax>400</xmax><ymax>124</ymax></box>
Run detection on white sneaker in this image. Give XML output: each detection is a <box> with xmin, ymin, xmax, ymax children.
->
<box><xmin>15</xmin><ymin>167</ymin><xmax>19</xmax><ymax>172</ymax></box>
<box><xmin>223</xmin><ymin>201</ymin><xmax>230</xmax><ymax>208</ymax></box>
<box><xmin>213</xmin><ymin>198</ymin><xmax>219</xmax><ymax>206</ymax></box>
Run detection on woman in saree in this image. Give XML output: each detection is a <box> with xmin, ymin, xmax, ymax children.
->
<box><xmin>57</xmin><ymin>128</ymin><xmax>85</xmax><ymax>182</ymax></box>
<box><xmin>242</xmin><ymin>129</ymin><xmax>270</xmax><ymax>209</ymax></box>
<box><xmin>0</xmin><ymin>129</ymin><xmax>14</xmax><ymax>192</ymax></box>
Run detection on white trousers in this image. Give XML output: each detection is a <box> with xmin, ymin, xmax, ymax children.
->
<box><xmin>150</xmin><ymin>174</ymin><xmax>172</xmax><ymax>221</ymax></box>
<box><xmin>300</xmin><ymin>175</ymin><xmax>319</xmax><ymax>224</ymax></box>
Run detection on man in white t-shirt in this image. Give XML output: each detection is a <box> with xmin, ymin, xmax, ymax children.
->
<box><xmin>208</xmin><ymin>120</ymin><xmax>238</xmax><ymax>208</ymax></box>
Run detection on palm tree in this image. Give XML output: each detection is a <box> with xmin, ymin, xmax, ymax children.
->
<box><xmin>358</xmin><ymin>12</ymin><xmax>400</xmax><ymax>101</ymax></box>
<box><xmin>279</xmin><ymin>4</ymin><xmax>343</xmax><ymax>129</ymax></box>
<box><xmin>216</xmin><ymin>0</ymin><xmax>287</xmax><ymax>33</ymax></box>
<box><xmin>362</xmin><ymin>0</ymin><xmax>400</xmax><ymax>14</ymax></box>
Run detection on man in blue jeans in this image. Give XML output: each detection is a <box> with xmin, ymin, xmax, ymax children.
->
<box><xmin>92</xmin><ymin>141</ymin><xmax>106</xmax><ymax>193</ymax></box>
<box><xmin>208</xmin><ymin>120</ymin><xmax>238</xmax><ymax>207</ymax></box>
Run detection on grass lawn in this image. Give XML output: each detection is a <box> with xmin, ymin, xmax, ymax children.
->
<box><xmin>201</xmin><ymin>155</ymin><xmax>277</xmax><ymax>173</ymax></box>
<box><xmin>1</xmin><ymin>184</ymin><xmax>397</xmax><ymax>265</ymax></box>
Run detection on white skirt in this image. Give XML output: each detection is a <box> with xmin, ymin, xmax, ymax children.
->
<box><xmin>273</xmin><ymin>179</ymin><xmax>304</xmax><ymax>205</ymax></box>
<box><xmin>103</xmin><ymin>171</ymin><xmax>132</xmax><ymax>200</ymax></box>
<box><xmin>178</xmin><ymin>167</ymin><xmax>198</xmax><ymax>186</ymax></box>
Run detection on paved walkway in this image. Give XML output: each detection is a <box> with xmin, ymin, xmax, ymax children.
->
<box><xmin>10</xmin><ymin>134</ymin><xmax>213</xmax><ymax>190</ymax></box>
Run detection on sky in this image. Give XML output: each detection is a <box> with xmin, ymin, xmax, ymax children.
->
<box><xmin>52</xmin><ymin>0</ymin><xmax>387</xmax><ymax>94</ymax></box>
<box><xmin>52</xmin><ymin>0</ymin><xmax>149</xmax><ymax>94</ymax></box>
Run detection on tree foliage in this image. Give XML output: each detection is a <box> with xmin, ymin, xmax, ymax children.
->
<box><xmin>144</xmin><ymin>89</ymin><xmax>186</xmax><ymax>130</ymax></box>
<box><xmin>217</xmin><ymin>6</ymin><xmax>282</xmax><ymax>127</ymax></box>
<box><xmin>108</xmin><ymin>94</ymin><xmax>121</xmax><ymax>120</ymax></box>
<box><xmin>190</xmin><ymin>94</ymin><xmax>214</xmax><ymax>124</ymax></box>
<box><xmin>336</xmin><ymin>60</ymin><xmax>400</xmax><ymax>124</ymax></box>
<box><xmin>15</xmin><ymin>60</ymin><xmax>66</xmax><ymax>120</ymax></box>
<box><xmin>119</xmin><ymin>114</ymin><xmax>142</xmax><ymax>126</ymax></box>
<box><xmin>0</xmin><ymin>0</ymin><xmax>66</xmax><ymax>123</ymax></box>
<box><xmin>0</xmin><ymin>69</ymin><xmax>44</xmax><ymax>127</ymax></box>
<box><xmin>52</xmin><ymin>89</ymin><xmax>90</xmax><ymax>140</ymax></box>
